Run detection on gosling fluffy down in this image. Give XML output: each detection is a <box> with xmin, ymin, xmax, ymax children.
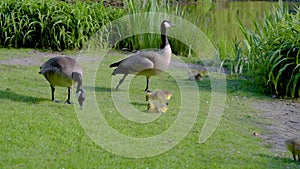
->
<box><xmin>188</xmin><ymin>69</ymin><xmax>207</xmax><ymax>81</ymax></box>
<box><xmin>147</xmin><ymin>101</ymin><xmax>168</xmax><ymax>113</ymax></box>
<box><xmin>146</xmin><ymin>89</ymin><xmax>172</xmax><ymax>102</ymax></box>
<box><xmin>285</xmin><ymin>138</ymin><xmax>300</xmax><ymax>162</ymax></box>
<box><xmin>146</xmin><ymin>89</ymin><xmax>172</xmax><ymax>113</ymax></box>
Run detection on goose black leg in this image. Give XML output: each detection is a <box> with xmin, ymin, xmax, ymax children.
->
<box><xmin>51</xmin><ymin>86</ymin><xmax>55</xmax><ymax>102</ymax></box>
<box><xmin>65</xmin><ymin>87</ymin><xmax>72</xmax><ymax>104</ymax></box>
<box><xmin>145</xmin><ymin>77</ymin><xmax>150</xmax><ymax>92</ymax></box>
<box><xmin>116</xmin><ymin>74</ymin><xmax>127</xmax><ymax>91</ymax></box>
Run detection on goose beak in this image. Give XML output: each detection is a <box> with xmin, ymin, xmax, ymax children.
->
<box><xmin>171</xmin><ymin>23</ymin><xmax>176</xmax><ymax>27</ymax></box>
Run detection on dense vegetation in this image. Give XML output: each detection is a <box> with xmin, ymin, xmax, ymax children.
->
<box><xmin>235</xmin><ymin>5</ymin><xmax>300</xmax><ymax>98</ymax></box>
<box><xmin>0</xmin><ymin>0</ymin><xmax>123</xmax><ymax>50</ymax></box>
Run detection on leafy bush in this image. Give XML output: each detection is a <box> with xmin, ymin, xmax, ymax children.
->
<box><xmin>236</xmin><ymin>4</ymin><xmax>300</xmax><ymax>98</ymax></box>
<box><xmin>0</xmin><ymin>0</ymin><xmax>123</xmax><ymax>50</ymax></box>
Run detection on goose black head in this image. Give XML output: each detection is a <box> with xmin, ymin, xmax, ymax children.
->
<box><xmin>76</xmin><ymin>88</ymin><xmax>85</xmax><ymax>108</ymax></box>
<box><xmin>162</xmin><ymin>20</ymin><xmax>175</xmax><ymax>28</ymax></box>
<box><xmin>72</xmin><ymin>72</ymin><xmax>85</xmax><ymax>108</ymax></box>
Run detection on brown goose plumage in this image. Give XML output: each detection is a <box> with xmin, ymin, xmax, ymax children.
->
<box><xmin>39</xmin><ymin>56</ymin><xmax>85</xmax><ymax>108</ymax></box>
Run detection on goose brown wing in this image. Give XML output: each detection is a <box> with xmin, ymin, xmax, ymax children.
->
<box><xmin>117</xmin><ymin>52</ymin><xmax>157</xmax><ymax>74</ymax></box>
<box><xmin>39</xmin><ymin>57</ymin><xmax>62</xmax><ymax>74</ymax></box>
<box><xmin>57</xmin><ymin>57</ymin><xmax>82</xmax><ymax>76</ymax></box>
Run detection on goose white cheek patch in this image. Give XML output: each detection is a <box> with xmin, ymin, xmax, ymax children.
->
<box><xmin>76</xmin><ymin>91</ymin><xmax>81</xmax><ymax>98</ymax></box>
<box><xmin>164</xmin><ymin>22</ymin><xmax>171</xmax><ymax>28</ymax></box>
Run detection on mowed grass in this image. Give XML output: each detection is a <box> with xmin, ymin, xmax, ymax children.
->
<box><xmin>0</xmin><ymin>48</ymin><xmax>297</xmax><ymax>168</ymax></box>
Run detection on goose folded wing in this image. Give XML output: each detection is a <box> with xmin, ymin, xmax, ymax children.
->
<box><xmin>121</xmin><ymin>54</ymin><xmax>155</xmax><ymax>73</ymax></box>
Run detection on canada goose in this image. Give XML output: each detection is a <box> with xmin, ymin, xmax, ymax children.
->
<box><xmin>39</xmin><ymin>56</ymin><xmax>85</xmax><ymax>108</ymax></box>
<box><xmin>145</xmin><ymin>89</ymin><xmax>172</xmax><ymax>102</ymax></box>
<box><xmin>285</xmin><ymin>138</ymin><xmax>300</xmax><ymax>162</ymax></box>
<box><xmin>110</xmin><ymin>20</ymin><xmax>175</xmax><ymax>91</ymax></box>
<box><xmin>147</xmin><ymin>101</ymin><xmax>168</xmax><ymax>113</ymax></box>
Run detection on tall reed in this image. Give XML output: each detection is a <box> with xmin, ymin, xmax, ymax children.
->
<box><xmin>236</xmin><ymin>3</ymin><xmax>300</xmax><ymax>98</ymax></box>
<box><xmin>0</xmin><ymin>0</ymin><xmax>123</xmax><ymax>50</ymax></box>
<box><xmin>115</xmin><ymin>0</ymin><xmax>214</xmax><ymax>57</ymax></box>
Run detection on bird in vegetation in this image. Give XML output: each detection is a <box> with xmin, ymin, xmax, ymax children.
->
<box><xmin>39</xmin><ymin>56</ymin><xmax>85</xmax><ymax>108</ymax></box>
<box><xmin>109</xmin><ymin>20</ymin><xmax>175</xmax><ymax>91</ymax></box>
<box><xmin>188</xmin><ymin>69</ymin><xmax>207</xmax><ymax>81</ymax></box>
<box><xmin>285</xmin><ymin>138</ymin><xmax>300</xmax><ymax>162</ymax></box>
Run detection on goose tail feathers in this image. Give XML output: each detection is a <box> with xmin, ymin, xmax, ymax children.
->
<box><xmin>109</xmin><ymin>60</ymin><xmax>123</xmax><ymax>68</ymax></box>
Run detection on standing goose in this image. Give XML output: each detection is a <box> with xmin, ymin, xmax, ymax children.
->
<box><xmin>110</xmin><ymin>20</ymin><xmax>175</xmax><ymax>91</ymax></box>
<box><xmin>39</xmin><ymin>56</ymin><xmax>85</xmax><ymax>108</ymax></box>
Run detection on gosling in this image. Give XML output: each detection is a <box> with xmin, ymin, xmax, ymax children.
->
<box><xmin>147</xmin><ymin>101</ymin><xmax>168</xmax><ymax>113</ymax></box>
<box><xmin>285</xmin><ymin>138</ymin><xmax>300</xmax><ymax>162</ymax></box>
<box><xmin>188</xmin><ymin>69</ymin><xmax>207</xmax><ymax>81</ymax></box>
<box><xmin>146</xmin><ymin>89</ymin><xmax>172</xmax><ymax>113</ymax></box>
<box><xmin>145</xmin><ymin>89</ymin><xmax>172</xmax><ymax>103</ymax></box>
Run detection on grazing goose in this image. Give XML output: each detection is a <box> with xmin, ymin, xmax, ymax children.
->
<box><xmin>39</xmin><ymin>56</ymin><xmax>85</xmax><ymax>108</ymax></box>
<box><xmin>285</xmin><ymin>138</ymin><xmax>300</xmax><ymax>162</ymax></box>
<box><xmin>110</xmin><ymin>20</ymin><xmax>175</xmax><ymax>91</ymax></box>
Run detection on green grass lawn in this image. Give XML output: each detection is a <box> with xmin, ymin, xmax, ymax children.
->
<box><xmin>0</xmin><ymin>48</ymin><xmax>297</xmax><ymax>168</ymax></box>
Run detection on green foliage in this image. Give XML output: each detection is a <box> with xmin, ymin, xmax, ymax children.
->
<box><xmin>0</xmin><ymin>0</ymin><xmax>123</xmax><ymax>50</ymax></box>
<box><xmin>236</xmin><ymin>4</ymin><xmax>300</xmax><ymax>98</ymax></box>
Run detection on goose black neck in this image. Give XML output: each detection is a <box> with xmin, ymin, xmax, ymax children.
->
<box><xmin>76</xmin><ymin>81</ymin><xmax>83</xmax><ymax>92</ymax></box>
<box><xmin>160</xmin><ymin>25</ymin><xmax>169</xmax><ymax>49</ymax></box>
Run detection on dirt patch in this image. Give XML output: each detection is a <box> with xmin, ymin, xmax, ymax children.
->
<box><xmin>0</xmin><ymin>57</ymin><xmax>43</xmax><ymax>66</ymax></box>
<box><xmin>0</xmin><ymin>50</ymin><xmax>73</xmax><ymax>66</ymax></box>
<box><xmin>254</xmin><ymin>99</ymin><xmax>300</xmax><ymax>156</ymax></box>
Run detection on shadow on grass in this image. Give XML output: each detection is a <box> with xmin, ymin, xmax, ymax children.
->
<box><xmin>130</xmin><ymin>101</ymin><xmax>147</xmax><ymax>106</ymax></box>
<box><xmin>256</xmin><ymin>153</ymin><xmax>299</xmax><ymax>165</ymax></box>
<box><xmin>0</xmin><ymin>89</ymin><xmax>48</xmax><ymax>103</ymax></box>
<box><xmin>85</xmin><ymin>86</ymin><xmax>112</xmax><ymax>93</ymax></box>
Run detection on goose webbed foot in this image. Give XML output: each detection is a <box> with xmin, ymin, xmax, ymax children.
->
<box><xmin>65</xmin><ymin>100</ymin><xmax>72</xmax><ymax>104</ymax></box>
<box><xmin>52</xmin><ymin>99</ymin><xmax>61</xmax><ymax>103</ymax></box>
